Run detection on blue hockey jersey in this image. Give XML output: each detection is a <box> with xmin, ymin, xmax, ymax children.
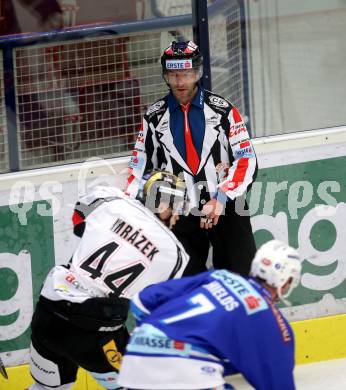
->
<box><xmin>118</xmin><ymin>270</ymin><xmax>296</xmax><ymax>390</ymax></box>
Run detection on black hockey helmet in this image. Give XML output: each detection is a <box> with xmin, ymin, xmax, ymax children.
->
<box><xmin>138</xmin><ymin>170</ymin><xmax>189</xmax><ymax>217</ymax></box>
<box><xmin>161</xmin><ymin>41</ymin><xmax>203</xmax><ymax>80</ymax></box>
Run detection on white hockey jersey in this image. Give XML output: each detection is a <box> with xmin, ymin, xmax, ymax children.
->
<box><xmin>41</xmin><ymin>186</ymin><xmax>189</xmax><ymax>303</ymax></box>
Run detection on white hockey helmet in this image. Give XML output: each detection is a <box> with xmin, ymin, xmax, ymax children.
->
<box><xmin>250</xmin><ymin>240</ymin><xmax>302</xmax><ymax>305</ymax></box>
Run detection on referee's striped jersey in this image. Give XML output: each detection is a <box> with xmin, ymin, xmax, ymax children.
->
<box><xmin>127</xmin><ymin>87</ymin><xmax>257</xmax><ymax>209</ymax></box>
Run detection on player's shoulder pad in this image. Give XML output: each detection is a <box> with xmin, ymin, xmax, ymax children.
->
<box><xmin>204</xmin><ymin>90</ymin><xmax>233</xmax><ymax>115</ymax></box>
<box><xmin>144</xmin><ymin>96</ymin><xmax>168</xmax><ymax>118</ymax></box>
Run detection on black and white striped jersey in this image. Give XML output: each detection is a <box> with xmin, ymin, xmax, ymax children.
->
<box><xmin>126</xmin><ymin>87</ymin><xmax>257</xmax><ymax>209</ymax></box>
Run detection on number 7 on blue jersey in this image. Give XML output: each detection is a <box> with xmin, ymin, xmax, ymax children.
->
<box><xmin>161</xmin><ymin>293</ymin><xmax>216</xmax><ymax>324</ymax></box>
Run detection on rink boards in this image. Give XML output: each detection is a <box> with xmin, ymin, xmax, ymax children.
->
<box><xmin>1</xmin><ymin>313</ymin><xmax>346</xmax><ymax>389</ymax></box>
<box><xmin>0</xmin><ymin>126</ymin><xmax>345</xmax><ymax>388</ymax></box>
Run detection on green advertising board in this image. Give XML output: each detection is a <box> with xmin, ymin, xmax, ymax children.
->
<box><xmin>0</xmin><ymin>154</ymin><xmax>345</xmax><ymax>364</ymax></box>
<box><xmin>248</xmin><ymin>155</ymin><xmax>346</xmax><ymax>307</ymax></box>
<box><xmin>0</xmin><ymin>201</ymin><xmax>55</xmax><ymax>355</ymax></box>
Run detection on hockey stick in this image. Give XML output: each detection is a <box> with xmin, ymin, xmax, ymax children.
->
<box><xmin>0</xmin><ymin>356</ymin><xmax>8</xmax><ymax>379</ymax></box>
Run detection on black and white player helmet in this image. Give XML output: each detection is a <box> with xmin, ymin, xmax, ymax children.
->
<box><xmin>250</xmin><ymin>240</ymin><xmax>302</xmax><ymax>305</ymax></box>
<box><xmin>138</xmin><ymin>170</ymin><xmax>190</xmax><ymax>217</ymax></box>
<box><xmin>161</xmin><ymin>40</ymin><xmax>203</xmax><ymax>82</ymax></box>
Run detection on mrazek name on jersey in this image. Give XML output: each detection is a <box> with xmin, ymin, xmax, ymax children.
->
<box><xmin>111</xmin><ymin>218</ymin><xmax>159</xmax><ymax>261</ymax></box>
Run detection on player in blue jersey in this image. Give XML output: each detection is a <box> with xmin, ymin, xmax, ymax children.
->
<box><xmin>118</xmin><ymin>240</ymin><xmax>302</xmax><ymax>390</ymax></box>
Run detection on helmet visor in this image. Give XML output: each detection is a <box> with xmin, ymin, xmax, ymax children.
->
<box><xmin>142</xmin><ymin>173</ymin><xmax>190</xmax><ymax>217</ymax></box>
<box><xmin>153</xmin><ymin>184</ymin><xmax>190</xmax><ymax>216</ymax></box>
<box><xmin>163</xmin><ymin>68</ymin><xmax>202</xmax><ymax>84</ymax></box>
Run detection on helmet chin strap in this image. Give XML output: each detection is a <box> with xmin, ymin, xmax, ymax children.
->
<box><xmin>277</xmin><ymin>289</ymin><xmax>291</xmax><ymax>306</ymax></box>
<box><xmin>263</xmin><ymin>283</ymin><xmax>291</xmax><ymax>306</ymax></box>
<box><xmin>277</xmin><ymin>283</ymin><xmax>294</xmax><ymax>306</ymax></box>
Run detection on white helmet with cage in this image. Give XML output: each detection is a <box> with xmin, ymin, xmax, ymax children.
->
<box><xmin>250</xmin><ymin>240</ymin><xmax>302</xmax><ymax>305</ymax></box>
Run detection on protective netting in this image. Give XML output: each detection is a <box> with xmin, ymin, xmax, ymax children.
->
<box><xmin>3</xmin><ymin>0</ymin><xmax>244</xmax><ymax>170</ymax></box>
<box><xmin>0</xmin><ymin>50</ymin><xmax>8</xmax><ymax>172</ymax></box>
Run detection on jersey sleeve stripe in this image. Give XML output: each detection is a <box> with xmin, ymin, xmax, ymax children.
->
<box><xmin>230</xmin><ymin>157</ymin><xmax>249</xmax><ymax>187</ymax></box>
<box><xmin>72</xmin><ymin>209</ymin><xmax>85</xmax><ymax>226</ymax></box>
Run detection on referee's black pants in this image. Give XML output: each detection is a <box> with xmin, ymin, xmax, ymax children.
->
<box><xmin>172</xmin><ymin>200</ymin><xmax>256</xmax><ymax>276</ymax></box>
